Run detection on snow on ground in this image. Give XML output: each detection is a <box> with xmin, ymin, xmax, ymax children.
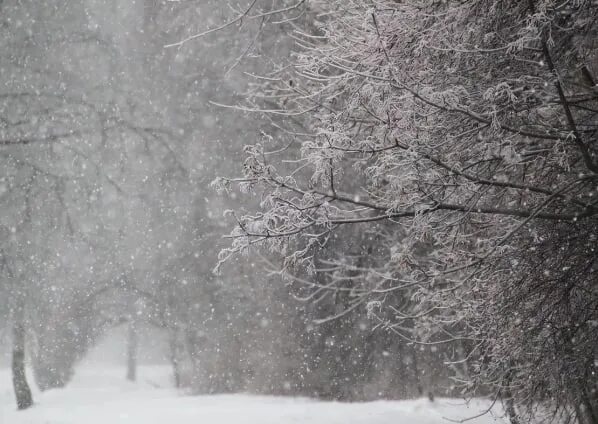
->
<box><xmin>0</xmin><ymin>364</ymin><xmax>508</xmax><ymax>424</ymax></box>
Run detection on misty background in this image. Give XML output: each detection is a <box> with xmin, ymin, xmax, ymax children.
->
<box><xmin>0</xmin><ymin>0</ymin><xmax>445</xmax><ymax>402</ymax></box>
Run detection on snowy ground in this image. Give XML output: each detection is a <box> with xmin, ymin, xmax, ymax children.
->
<box><xmin>0</xmin><ymin>364</ymin><xmax>507</xmax><ymax>424</ymax></box>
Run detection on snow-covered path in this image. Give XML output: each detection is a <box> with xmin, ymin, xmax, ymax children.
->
<box><xmin>0</xmin><ymin>365</ymin><xmax>507</xmax><ymax>424</ymax></box>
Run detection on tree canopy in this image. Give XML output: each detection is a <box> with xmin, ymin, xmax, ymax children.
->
<box><xmin>217</xmin><ymin>1</ymin><xmax>598</xmax><ymax>422</ymax></box>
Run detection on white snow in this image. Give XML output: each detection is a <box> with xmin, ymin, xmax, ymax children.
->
<box><xmin>0</xmin><ymin>365</ymin><xmax>508</xmax><ymax>424</ymax></box>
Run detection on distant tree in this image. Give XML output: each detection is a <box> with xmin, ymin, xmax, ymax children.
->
<box><xmin>0</xmin><ymin>0</ymin><xmax>186</xmax><ymax>405</ymax></box>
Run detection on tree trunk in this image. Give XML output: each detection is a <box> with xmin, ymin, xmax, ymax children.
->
<box><xmin>126</xmin><ymin>319</ymin><xmax>138</xmax><ymax>382</ymax></box>
<box><xmin>395</xmin><ymin>342</ymin><xmax>408</xmax><ymax>398</ymax></box>
<box><xmin>186</xmin><ymin>329</ymin><xmax>204</xmax><ymax>393</ymax></box>
<box><xmin>580</xmin><ymin>391</ymin><xmax>598</xmax><ymax>424</ymax></box>
<box><xmin>411</xmin><ymin>345</ymin><xmax>423</xmax><ymax>398</ymax></box>
<box><xmin>503</xmin><ymin>379</ymin><xmax>520</xmax><ymax>424</ymax></box>
<box><xmin>169</xmin><ymin>328</ymin><xmax>182</xmax><ymax>389</ymax></box>
<box><xmin>12</xmin><ymin>293</ymin><xmax>33</xmax><ymax>410</ymax></box>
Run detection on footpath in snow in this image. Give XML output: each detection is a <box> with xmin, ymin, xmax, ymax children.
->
<box><xmin>0</xmin><ymin>365</ymin><xmax>507</xmax><ymax>424</ymax></box>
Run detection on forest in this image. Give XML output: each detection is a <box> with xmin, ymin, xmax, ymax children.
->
<box><xmin>0</xmin><ymin>1</ymin><xmax>597</xmax><ymax>424</ymax></box>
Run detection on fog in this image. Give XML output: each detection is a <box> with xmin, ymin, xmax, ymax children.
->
<box><xmin>1</xmin><ymin>2</ymin><xmax>597</xmax><ymax>424</ymax></box>
<box><xmin>1</xmin><ymin>0</ymin><xmax>424</xmax><ymax>402</ymax></box>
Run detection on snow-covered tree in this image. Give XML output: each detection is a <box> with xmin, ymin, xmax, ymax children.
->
<box><xmin>217</xmin><ymin>0</ymin><xmax>598</xmax><ymax>420</ymax></box>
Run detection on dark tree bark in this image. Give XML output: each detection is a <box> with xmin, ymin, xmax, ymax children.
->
<box><xmin>580</xmin><ymin>391</ymin><xmax>598</xmax><ymax>424</ymax></box>
<box><xmin>503</xmin><ymin>372</ymin><xmax>520</xmax><ymax>424</ymax></box>
<box><xmin>12</xmin><ymin>292</ymin><xmax>33</xmax><ymax>410</ymax></box>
